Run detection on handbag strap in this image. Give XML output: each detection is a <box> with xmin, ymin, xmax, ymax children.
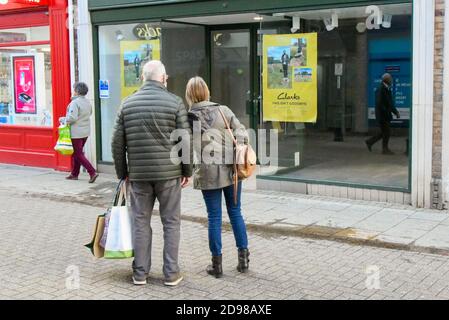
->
<box><xmin>217</xmin><ymin>107</ymin><xmax>237</xmax><ymax>145</ymax></box>
<box><xmin>217</xmin><ymin>106</ymin><xmax>239</xmax><ymax>206</ymax></box>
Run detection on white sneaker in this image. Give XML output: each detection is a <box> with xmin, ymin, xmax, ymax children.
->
<box><xmin>132</xmin><ymin>276</ymin><xmax>147</xmax><ymax>286</ymax></box>
<box><xmin>164</xmin><ymin>274</ymin><xmax>183</xmax><ymax>287</ymax></box>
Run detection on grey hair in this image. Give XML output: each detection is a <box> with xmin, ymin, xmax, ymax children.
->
<box><xmin>74</xmin><ymin>82</ymin><xmax>89</xmax><ymax>96</ymax></box>
<box><xmin>382</xmin><ymin>73</ymin><xmax>392</xmax><ymax>82</ymax></box>
<box><xmin>142</xmin><ymin>60</ymin><xmax>166</xmax><ymax>81</ymax></box>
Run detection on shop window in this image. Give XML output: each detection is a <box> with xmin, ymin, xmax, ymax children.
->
<box><xmin>98</xmin><ymin>22</ymin><xmax>206</xmax><ymax>162</ymax></box>
<box><xmin>0</xmin><ymin>43</ymin><xmax>53</xmax><ymax>127</ymax></box>
<box><xmin>258</xmin><ymin>3</ymin><xmax>412</xmax><ymax>190</ymax></box>
<box><xmin>0</xmin><ymin>26</ymin><xmax>50</xmax><ymax>43</ymax></box>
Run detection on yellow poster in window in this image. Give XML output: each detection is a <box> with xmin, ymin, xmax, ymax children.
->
<box><xmin>263</xmin><ymin>33</ymin><xmax>317</xmax><ymax>123</ymax></box>
<box><xmin>120</xmin><ymin>40</ymin><xmax>161</xmax><ymax>99</ymax></box>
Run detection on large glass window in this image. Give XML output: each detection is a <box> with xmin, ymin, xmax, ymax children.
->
<box><xmin>259</xmin><ymin>3</ymin><xmax>412</xmax><ymax>190</ymax></box>
<box><xmin>97</xmin><ymin>3</ymin><xmax>412</xmax><ymax>191</ymax></box>
<box><xmin>98</xmin><ymin>22</ymin><xmax>206</xmax><ymax>162</ymax></box>
<box><xmin>0</xmin><ymin>26</ymin><xmax>50</xmax><ymax>43</ymax></box>
<box><xmin>0</xmin><ymin>25</ymin><xmax>52</xmax><ymax>127</ymax></box>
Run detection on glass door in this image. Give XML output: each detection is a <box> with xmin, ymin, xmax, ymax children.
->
<box><xmin>210</xmin><ymin>29</ymin><xmax>252</xmax><ymax>129</ymax></box>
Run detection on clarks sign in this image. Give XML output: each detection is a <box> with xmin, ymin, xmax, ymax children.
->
<box><xmin>133</xmin><ymin>24</ymin><xmax>161</xmax><ymax>40</ymax></box>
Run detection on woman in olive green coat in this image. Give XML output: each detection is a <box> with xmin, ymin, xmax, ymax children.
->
<box><xmin>186</xmin><ymin>76</ymin><xmax>250</xmax><ymax>279</ymax></box>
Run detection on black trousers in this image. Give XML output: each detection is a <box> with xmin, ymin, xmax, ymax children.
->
<box><xmin>366</xmin><ymin>121</ymin><xmax>391</xmax><ymax>150</ymax></box>
<box><xmin>283</xmin><ymin>64</ymin><xmax>288</xmax><ymax>78</ymax></box>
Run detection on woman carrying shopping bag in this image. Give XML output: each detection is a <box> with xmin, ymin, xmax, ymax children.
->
<box><xmin>60</xmin><ymin>82</ymin><xmax>99</xmax><ymax>183</ymax></box>
<box><xmin>186</xmin><ymin>76</ymin><xmax>251</xmax><ymax>278</ymax></box>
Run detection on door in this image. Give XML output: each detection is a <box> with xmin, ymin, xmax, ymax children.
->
<box><xmin>210</xmin><ymin>29</ymin><xmax>253</xmax><ymax>129</ymax></box>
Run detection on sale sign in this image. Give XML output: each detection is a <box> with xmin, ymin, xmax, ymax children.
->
<box><xmin>13</xmin><ymin>56</ymin><xmax>37</xmax><ymax>114</ymax></box>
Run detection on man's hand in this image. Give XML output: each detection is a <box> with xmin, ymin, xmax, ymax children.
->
<box><xmin>181</xmin><ymin>177</ymin><xmax>191</xmax><ymax>188</ymax></box>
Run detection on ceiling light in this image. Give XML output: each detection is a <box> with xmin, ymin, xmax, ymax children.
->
<box><xmin>115</xmin><ymin>30</ymin><xmax>124</xmax><ymax>41</ymax></box>
<box><xmin>0</xmin><ymin>0</ymin><xmax>9</xmax><ymax>5</ymax></box>
<box><xmin>291</xmin><ymin>16</ymin><xmax>300</xmax><ymax>33</ymax></box>
<box><xmin>253</xmin><ymin>16</ymin><xmax>264</xmax><ymax>21</ymax></box>
<box><xmin>382</xmin><ymin>14</ymin><xmax>392</xmax><ymax>28</ymax></box>
<box><xmin>356</xmin><ymin>22</ymin><xmax>367</xmax><ymax>33</ymax></box>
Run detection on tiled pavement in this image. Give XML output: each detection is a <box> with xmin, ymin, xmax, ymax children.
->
<box><xmin>1</xmin><ymin>164</ymin><xmax>449</xmax><ymax>252</ymax></box>
<box><xmin>2</xmin><ymin>192</ymin><xmax>449</xmax><ymax>300</ymax></box>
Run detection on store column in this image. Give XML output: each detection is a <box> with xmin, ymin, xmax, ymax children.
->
<box><xmin>50</xmin><ymin>0</ymin><xmax>72</xmax><ymax>171</ymax></box>
<box><xmin>77</xmin><ymin>0</ymin><xmax>97</xmax><ymax>170</ymax></box>
<box><xmin>442</xmin><ymin>0</ymin><xmax>449</xmax><ymax>208</ymax></box>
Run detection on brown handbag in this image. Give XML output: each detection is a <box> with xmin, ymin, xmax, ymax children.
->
<box><xmin>218</xmin><ymin>107</ymin><xmax>257</xmax><ymax>204</ymax></box>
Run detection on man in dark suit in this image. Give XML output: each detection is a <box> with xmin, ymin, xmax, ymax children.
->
<box><xmin>366</xmin><ymin>73</ymin><xmax>400</xmax><ymax>155</ymax></box>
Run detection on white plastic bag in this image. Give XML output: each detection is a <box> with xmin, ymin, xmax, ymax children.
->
<box><xmin>104</xmin><ymin>182</ymin><xmax>134</xmax><ymax>259</ymax></box>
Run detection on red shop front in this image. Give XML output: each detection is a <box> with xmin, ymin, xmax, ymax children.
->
<box><xmin>0</xmin><ymin>0</ymin><xmax>71</xmax><ymax>171</ymax></box>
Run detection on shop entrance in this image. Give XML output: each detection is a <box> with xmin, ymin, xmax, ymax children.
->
<box><xmin>97</xmin><ymin>5</ymin><xmax>412</xmax><ymax>192</ymax></box>
<box><xmin>210</xmin><ymin>28</ymin><xmax>253</xmax><ymax>129</ymax></box>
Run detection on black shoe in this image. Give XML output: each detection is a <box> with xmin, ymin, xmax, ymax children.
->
<box><xmin>365</xmin><ymin>141</ymin><xmax>372</xmax><ymax>152</ymax></box>
<box><xmin>206</xmin><ymin>255</ymin><xmax>223</xmax><ymax>278</ymax></box>
<box><xmin>89</xmin><ymin>173</ymin><xmax>99</xmax><ymax>184</ymax></box>
<box><xmin>237</xmin><ymin>249</ymin><xmax>250</xmax><ymax>273</ymax></box>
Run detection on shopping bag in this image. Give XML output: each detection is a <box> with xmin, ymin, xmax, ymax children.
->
<box><xmin>99</xmin><ymin>181</ymin><xmax>124</xmax><ymax>249</ymax></box>
<box><xmin>85</xmin><ymin>214</ymin><xmax>106</xmax><ymax>258</ymax></box>
<box><xmin>99</xmin><ymin>208</ymin><xmax>111</xmax><ymax>249</ymax></box>
<box><xmin>54</xmin><ymin>124</ymin><xmax>74</xmax><ymax>156</ymax></box>
<box><xmin>104</xmin><ymin>181</ymin><xmax>134</xmax><ymax>259</ymax></box>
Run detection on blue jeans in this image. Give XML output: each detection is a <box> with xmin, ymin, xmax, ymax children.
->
<box><xmin>201</xmin><ymin>182</ymin><xmax>249</xmax><ymax>257</ymax></box>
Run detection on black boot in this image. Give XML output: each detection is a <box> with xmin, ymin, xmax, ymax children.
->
<box><xmin>206</xmin><ymin>255</ymin><xmax>223</xmax><ymax>278</ymax></box>
<box><xmin>237</xmin><ymin>249</ymin><xmax>250</xmax><ymax>273</ymax></box>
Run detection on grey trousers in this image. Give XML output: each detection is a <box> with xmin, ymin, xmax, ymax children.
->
<box><xmin>129</xmin><ymin>178</ymin><xmax>181</xmax><ymax>280</ymax></box>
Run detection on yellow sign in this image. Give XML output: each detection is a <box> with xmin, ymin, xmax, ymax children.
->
<box><xmin>263</xmin><ymin>33</ymin><xmax>317</xmax><ymax>123</ymax></box>
<box><xmin>120</xmin><ymin>40</ymin><xmax>161</xmax><ymax>99</ymax></box>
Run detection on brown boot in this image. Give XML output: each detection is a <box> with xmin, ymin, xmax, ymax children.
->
<box><xmin>237</xmin><ymin>249</ymin><xmax>250</xmax><ymax>273</ymax></box>
<box><xmin>206</xmin><ymin>255</ymin><xmax>223</xmax><ymax>278</ymax></box>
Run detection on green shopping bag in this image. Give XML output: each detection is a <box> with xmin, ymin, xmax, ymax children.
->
<box><xmin>54</xmin><ymin>124</ymin><xmax>74</xmax><ymax>155</ymax></box>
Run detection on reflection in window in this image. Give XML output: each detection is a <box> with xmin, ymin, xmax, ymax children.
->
<box><xmin>98</xmin><ymin>22</ymin><xmax>206</xmax><ymax>162</ymax></box>
<box><xmin>259</xmin><ymin>3</ymin><xmax>412</xmax><ymax>189</ymax></box>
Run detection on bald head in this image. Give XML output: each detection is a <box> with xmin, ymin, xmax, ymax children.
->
<box><xmin>142</xmin><ymin>60</ymin><xmax>167</xmax><ymax>85</ymax></box>
<box><xmin>382</xmin><ymin>73</ymin><xmax>393</xmax><ymax>86</ymax></box>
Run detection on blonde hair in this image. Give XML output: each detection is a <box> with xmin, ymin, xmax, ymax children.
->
<box><xmin>185</xmin><ymin>76</ymin><xmax>210</xmax><ymax>108</ymax></box>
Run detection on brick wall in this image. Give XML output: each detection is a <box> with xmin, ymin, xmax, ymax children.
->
<box><xmin>433</xmin><ymin>0</ymin><xmax>445</xmax><ymax>209</ymax></box>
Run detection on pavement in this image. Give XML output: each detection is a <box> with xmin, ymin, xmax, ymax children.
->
<box><xmin>2</xmin><ymin>180</ymin><xmax>449</xmax><ymax>299</ymax></box>
<box><xmin>1</xmin><ymin>164</ymin><xmax>449</xmax><ymax>255</ymax></box>
<box><xmin>2</xmin><ymin>164</ymin><xmax>449</xmax><ymax>300</ymax></box>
